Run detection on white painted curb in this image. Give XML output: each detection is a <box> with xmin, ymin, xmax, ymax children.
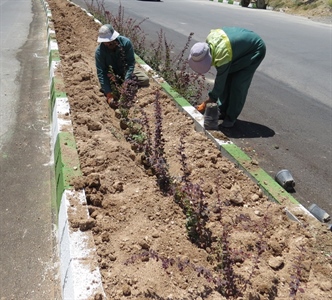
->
<box><xmin>41</xmin><ymin>0</ymin><xmax>106</xmax><ymax>298</ymax></box>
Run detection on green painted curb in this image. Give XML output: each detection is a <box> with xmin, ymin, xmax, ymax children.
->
<box><xmin>135</xmin><ymin>55</ymin><xmax>192</xmax><ymax>109</ymax></box>
<box><xmin>134</xmin><ymin>55</ymin><xmax>146</xmax><ymax>65</ymax></box>
<box><xmin>50</xmin><ymin>76</ymin><xmax>67</xmax><ymax>113</ymax></box>
<box><xmin>54</xmin><ymin>132</ymin><xmax>82</xmax><ymax>211</ymax></box>
<box><xmin>49</xmin><ymin>49</ymin><xmax>60</xmax><ymax>68</ymax></box>
<box><xmin>47</xmin><ymin>32</ymin><xmax>56</xmax><ymax>45</ymax></box>
<box><xmin>159</xmin><ymin>82</ymin><xmax>192</xmax><ymax>108</ymax></box>
<box><xmin>222</xmin><ymin>143</ymin><xmax>300</xmax><ymax>205</ymax></box>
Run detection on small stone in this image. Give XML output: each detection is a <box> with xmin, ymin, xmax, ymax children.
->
<box><xmin>79</xmin><ymin>219</ymin><xmax>95</xmax><ymax>231</ymax></box>
<box><xmin>268</xmin><ymin>257</ymin><xmax>284</xmax><ymax>270</ymax></box>
<box><xmin>90</xmin><ymin>211</ymin><xmax>98</xmax><ymax>219</ymax></box>
<box><xmin>113</xmin><ymin>181</ymin><xmax>124</xmax><ymax>192</ymax></box>
<box><xmin>221</xmin><ymin>167</ymin><xmax>229</xmax><ymax>173</ymax></box>
<box><xmin>251</xmin><ymin>159</ymin><xmax>259</xmax><ymax>166</ymax></box>
<box><xmin>319</xmin><ymin>280</ymin><xmax>332</xmax><ymax>291</ymax></box>
<box><xmin>251</xmin><ymin>194</ymin><xmax>260</xmax><ymax>201</ymax></box>
<box><xmin>87</xmin><ymin>120</ymin><xmax>102</xmax><ymax>131</ymax></box>
<box><xmin>229</xmin><ymin>183</ymin><xmax>244</xmax><ymax>205</ymax></box>
<box><xmin>138</xmin><ymin>241</ymin><xmax>150</xmax><ymax>250</ymax></box>
<box><xmin>122</xmin><ymin>284</ymin><xmax>131</xmax><ymax>296</ymax></box>
<box><xmin>101</xmin><ymin>232</ymin><xmax>110</xmax><ymax>242</ymax></box>
<box><xmin>114</xmin><ymin>109</ymin><xmax>121</xmax><ymax>119</ymax></box>
<box><xmin>152</xmin><ymin>231</ymin><xmax>160</xmax><ymax>238</ymax></box>
<box><xmin>94</xmin><ymin>293</ymin><xmax>103</xmax><ymax>300</ymax></box>
<box><xmin>141</xmin><ymin>255</ymin><xmax>149</xmax><ymax>262</ymax></box>
<box><xmin>109</xmin><ymin>255</ymin><xmax>117</xmax><ymax>261</ymax></box>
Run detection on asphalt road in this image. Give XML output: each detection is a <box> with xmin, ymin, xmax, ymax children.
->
<box><xmin>0</xmin><ymin>0</ymin><xmax>60</xmax><ymax>298</ymax></box>
<box><xmin>74</xmin><ymin>0</ymin><xmax>332</xmax><ymax>217</ymax></box>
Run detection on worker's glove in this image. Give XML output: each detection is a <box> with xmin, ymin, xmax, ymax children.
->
<box><xmin>106</xmin><ymin>92</ymin><xmax>118</xmax><ymax>109</ymax></box>
<box><xmin>196</xmin><ymin>102</ymin><xmax>207</xmax><ymax>114</ymax></box>
<box><xmin>196</xmin><ymin>97</ymin><xmax>215</xmax><ymax>114</ymax></box>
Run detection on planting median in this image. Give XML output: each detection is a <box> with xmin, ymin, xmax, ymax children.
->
<box><xmin>44</xmin><ymin>0</ymin><xmax>332</xmax><ymax>299</ymax></box>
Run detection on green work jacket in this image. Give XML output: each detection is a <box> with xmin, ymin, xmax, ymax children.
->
<box><xmin>207</xmin><ymin>27</ymin><xmax>265</xmax><ymax>102</ymax></box>
<box><xmin>95</xmin><ymin>36</ymin><xmax>135</xmax><ymax>94</ymax></box>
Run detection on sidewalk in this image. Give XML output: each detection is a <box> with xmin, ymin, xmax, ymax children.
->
<box><xmin>0</xmin><ymin>0</ymin><xmax>60</xmax><ymax>298</ymax></box>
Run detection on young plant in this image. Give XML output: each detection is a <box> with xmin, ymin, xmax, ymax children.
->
<box><xmin>129</xmin><ymin>91</ymin><xmax>171</xmax><ymax>194</ymax></box>
<box><xmin>125</xmin><ymin>247</ymin><xmax>244</xmax><ymax>298</ymax></box>
<box><xmin>147</xmin><ymin>31</ymin><xmax>208</xmax><ymax>106</ymax></box>
<box><xmin>85</xmin><ymin>0</ymin><xmax>147</xmax><ymax>56</ymax></box>
<box><xmin>124</xmin><ymin>249</ymin><xmax>223</xmax><ymax>292</ymax></box>
<box><xmin>210</xmin><ymin>184</ymin><xmax>245</xmax><ymax>298</ymax></box>
<box><xmin>207</xmin><ymin>180</ymin><xmax>272</xmax><ymax>298</ymax></box>
<box><xmin>139</xmin><ymin>109</ymin><xmax>153</xmax><ymax>161</ymax></box>
<box><xmin>237</xmin><ymin>204</ymin><xmax>270</xmax><ymax>285</ymax></box>
<box><xmin>149</xmin><ymin>91</ymin><xmax>172</xmax><ymax>195</ymax></box>
<box><xmin>174</xmin><ymin>34</ymin><xmax>208</xmax><ymax>106</ymax></box>
<box><xmin>175</xmin><ymin>134</ymin><xmax>212</xmax><ymax>249</ymax></box>
<box><xmin>143</xmin><ymin>29</ymin><xmax>166</xmax><ymax>72</ymax></box>
<box><xmin>183</xmin><ymin>182</ymin><xmax>211</xmax><ymax>248</ymax></box>
<box><xmin>289</xmin><ymin>245</ymin><xmax>306</xmax><ymax>299</ymax></box>
<box><xmin>124</xmin><ymin>115</ymin><xmax>147</xmax><ymax>152</ymax></box>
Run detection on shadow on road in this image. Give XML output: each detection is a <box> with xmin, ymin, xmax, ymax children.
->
<box><xmin>219</xmin><ymin>119</ymin><xmax>275</xmax><ymax>139</ymax></box>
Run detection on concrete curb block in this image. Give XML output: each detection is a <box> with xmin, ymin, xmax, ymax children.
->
<box><xmin>58</xmin><ymin>190</ymin><xmax>105</xmax><ymax>299</ymax></box>
<box><xmin>43</xmin><ymin>0</ymin><xmax>317</xmax><ymax>298</ymax></box>
<box><xmin>42</xmin><ymin>0</ymin><xmax>106</xmax><ymax>298</ymax></box>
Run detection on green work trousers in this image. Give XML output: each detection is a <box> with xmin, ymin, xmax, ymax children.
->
<box><xmin>210</xmin><ymin>28</ymin><xmax>266</xmax><ymax>121</ymax></box>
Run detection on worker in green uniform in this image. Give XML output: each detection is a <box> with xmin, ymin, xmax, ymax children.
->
<box><xmin>188</xmin><ymin>27</ymin><xmax>266</xmax><ymax>128</ymax></box>
<box><xmin>95</xmin><ymin>24</ymin><xmax>149</xmax><ymax>108</ymax></box>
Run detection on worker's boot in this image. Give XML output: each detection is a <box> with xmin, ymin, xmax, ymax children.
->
<box><xmin>204</xmin><ymin>103</ymin><xmax>219</xmax><ymax>130</ymax></box>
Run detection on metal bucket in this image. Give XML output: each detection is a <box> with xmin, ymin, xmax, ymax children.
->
<box><xmin>308</xmin><ymin>204</ymin><xmax>331</xmax><ymax>223</ymax></box>
<box><xmin>204</xmin><ymin>103</ymin><xmax>219</xmax><ymax>130</ymax></box>
<box><xmin>275</xmin><ymin>169</ymin><xmax>295</xmax><ymax>191</ymax></box>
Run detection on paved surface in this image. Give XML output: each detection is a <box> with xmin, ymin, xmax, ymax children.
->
<box><xmin>0</xmin><ymin>0</ymin><xmax>60</xmax><ymax>299</ymax></box>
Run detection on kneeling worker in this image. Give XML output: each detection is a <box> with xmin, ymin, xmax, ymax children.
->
<box><xmin>95</xmin><ymin>24</ymin><xmax>149</xmax><ymax>108</ymax></box>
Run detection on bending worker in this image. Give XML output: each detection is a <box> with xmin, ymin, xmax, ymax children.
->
<box><xmin>188</xmin><ymin>27</ymin><xmax>266</xmax><ymax>128</ymax></box>
<box><xmin>95</xmin><ymin>24</ymin><xmax>149</xmax><ymax>108</ymax></box>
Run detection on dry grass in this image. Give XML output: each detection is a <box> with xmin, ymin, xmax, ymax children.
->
<box><xmin>268</xmin><ymin>0</ymin><xmax>332</xmax><ymax>17</ymax></box>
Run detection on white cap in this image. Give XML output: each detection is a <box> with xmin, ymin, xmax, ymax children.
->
<box><xmin>97</xmin><ymin>24</ymin><xmax>120</xmax><ymax>43</ymax></box>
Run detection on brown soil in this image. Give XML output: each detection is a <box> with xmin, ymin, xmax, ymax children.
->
<box><xmin>48</xmin><ymin>0</ymin><xmax>332</xmax><ymax>299</ymax></box>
